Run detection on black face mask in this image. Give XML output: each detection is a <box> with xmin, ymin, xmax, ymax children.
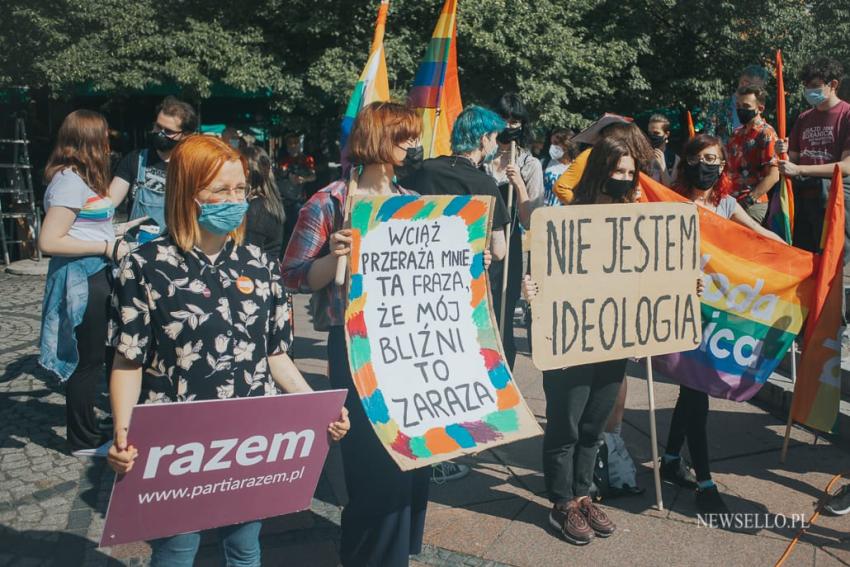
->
<box><xmin>684</xmin><ymin>162</ymin><xmax>722</xmax><ymax>190</ymax></box>
<box><xmin>736</xmin><ymin>108</ymin><xmax>758</xmax><ymax>125</ymax></box>
<box><xmin>603</xmin><ymin>177</ymin><xmax>634</xmax><ymax>199</ymax></box>
<box><xmin>647</xmin><ymin>133</ymin><xmax>666</xmax><ymax>149</ymax></box>
<box><xmin>402</xmin><ymin>145</ymin><xmax>424</xmax><ymax>170</ymax></box>
<box><xmin>148</xmin><ymin>130</ymin><xmax>179</xmax><ymax>152</ymax></box>
<box><xmin>496</xmin><ymin>127</ymin><xmax>523</xmax><ymax>145</ymax></box>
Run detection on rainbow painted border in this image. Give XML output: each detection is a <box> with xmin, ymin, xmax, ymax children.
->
<box><xmin>345</xmin><ymin>195</ymin><xmax>523</xmax><ymax>463</ymax></box>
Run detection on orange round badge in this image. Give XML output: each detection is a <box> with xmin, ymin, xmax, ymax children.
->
<box><xmin>236</xmin><ymin>276</ymin><xmax>255</xmax><ymax>295</ymax></box>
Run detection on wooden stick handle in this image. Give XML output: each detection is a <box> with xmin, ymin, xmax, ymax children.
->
<box><xmin>780</xmin><ymin>340</ymin><xmax>798</xmax><ymax>463</ymax></box>
<box><xmin>646</xmin><ymin>356</ymin><xmax>664</xmax><ymax>511</ymax></box>
<box><xmin>334</xmin><ymin>170</ymin><xmax>358</xmax><ymax>287</ymax></box>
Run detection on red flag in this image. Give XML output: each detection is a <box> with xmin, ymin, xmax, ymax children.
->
<box><xmin>776</xmin><ymin>49</ymin><xmax>787</xmax><ymax>140</ymax></box>
<box><xmin>768</xmin><ymin>48</ymin><xmax>795</xmax><ymax>243</ymax></box>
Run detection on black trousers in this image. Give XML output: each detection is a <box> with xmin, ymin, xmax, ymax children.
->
<box><xmin>328</xmin><ymin>327</ymin><xmax>430</xmax><ymax>567</ymax></box>
<box><xmin>491</xmin><ymin>286</ymin><xmax>519</xmax><ymax>370</ymax></box>
<box><xmin>542</xmin><ymin>359</ymin><xmax>627</xmax><ymax>503</ymax></box>
<box><xmin>665</xmin><ymin>385</ymin><xmax>711</xmax><ymax>482</ymax></box>
<box><xmin>66</xmin><ymin>268</ymin><xmax>112</xmax><ymax>451</ymax></box>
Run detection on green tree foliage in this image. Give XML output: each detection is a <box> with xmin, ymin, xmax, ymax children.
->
<box><xmin>0</xmin><ymin>0</ymin><xmax>846</xmax><ymax>138</ymax></box>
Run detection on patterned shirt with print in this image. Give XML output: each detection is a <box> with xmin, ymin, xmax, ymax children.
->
<box><xmin>108</xmin><ymin>235</ymin><xmax>291</xmax><ymax>404</ymax></box>
<box><xmin>726</xmin><ymin>116</ymin><xmax>778</xmax><ymax>204</ymax></box>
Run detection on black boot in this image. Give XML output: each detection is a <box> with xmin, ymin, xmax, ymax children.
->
<box><xmin>660</xmin><ymin>457</ymin><xmax>698</xmax><ymax>489</ymax></box>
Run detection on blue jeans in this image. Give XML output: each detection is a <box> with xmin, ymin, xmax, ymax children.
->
<box><xmin>150</xmin><ymin>521</ymin><xmax>262</xmax><ymax>567</ymax></box>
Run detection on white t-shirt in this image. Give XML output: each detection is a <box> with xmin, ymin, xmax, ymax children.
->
<box><xmin>44</xmin><ymin>169</ymin><xmax>115</xmax><ymax>242</ymax></box>
<box><xmin>543</xmin><ymin>162</ymin><xmax>569</xmax><ymax>206</ymax></box>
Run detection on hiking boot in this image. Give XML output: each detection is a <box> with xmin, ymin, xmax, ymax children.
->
<box><xmin>660</xmin><ymin>457</ymin><xmax>698</xmax><ymax>489</ymax></box>
<box><xmin>824</xmin><ymin>484</ymin><xmax>850</xmax><ymax>516</ymax></box>
<box><xmin>695</xmin><ymin>485</ymin><xmax>730</xmax><ymax>515</ymax></box>
<box><xmin>430</xmin><ymin>461</ymin><xmax>470</xmax><ymax>485</ymax></box>
<box><xmin>578</xmin><ymin>497</ymin><xmax>616</xmax><ymax>537</ymax></box>
<box><xmin>549</xmin><ymin>501</ymin><xmax>593</xmax><ymax>545</ymax></box>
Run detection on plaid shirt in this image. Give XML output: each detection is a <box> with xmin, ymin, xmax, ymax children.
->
<box><xmin>281</xmin><ymin>180</ymin><xmax>415</xmax><ymax>327</ymax></box>
<box><xmin>726</xmin><ymin>117</ymin><xmax>777</xmax><ymax>204</ymax></box>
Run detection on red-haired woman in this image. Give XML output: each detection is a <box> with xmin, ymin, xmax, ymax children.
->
<box><xmin>38</xmin><ymin>110</ymin><xmax>131</xmax><ymax>451</ymax></box>
<box><xmin>660</xmin><ymin>134</ymin><xmax>782</xmax><ymax>514</ymax></box>
<box><xmin>282</xmin><ymin>101</ymin><xmax>430</xmax><ymax>567</ymax></box>
<box><xmin>106</xmin><ymin>135</ymin><xmax>348</xmax><ymax>566</ymax></box>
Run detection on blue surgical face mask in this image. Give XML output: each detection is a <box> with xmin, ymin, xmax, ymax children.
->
<box><xmin>196</xmin><ymin>200</ymin><xmax>249</xmax><ymax>234</ymax></box>
<box><xmin>481</xmin><ymin>139</ymin><xmax>499</xmax><ymax>164</ymax></box>
<box><xmin>804</xmin><ymin>86</ymin><xmax>829</xmax><ymax>107</ymax></box>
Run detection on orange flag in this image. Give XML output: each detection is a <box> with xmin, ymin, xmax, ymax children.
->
<box><xmin>790</xmin><ymin>165</ymin><xmax>845</xmax><ymax>432</ymax></box>
<box><xmin>686</xmin><ymin>110</ymin><xmax>696</xmax><ymax>139</ymax></box>
<box><xmin>772</xmin><ymin>49</ymin><xmax>795</xmax><ymax>241</ymax></box>
<box><xmin>776</xmin><ymin>49</ymin><xmax>787</xmax><ymax>140</ymax></box>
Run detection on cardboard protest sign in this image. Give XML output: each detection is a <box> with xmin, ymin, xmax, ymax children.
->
<box><xmin>530</xmin><ymin>203</ymin><xmax>702</xmax><ymax>370</ymax></box>
<box><xmin>100</xmin><ymin>390</ymin><xmax>346</xmax><ymax>547</ymax></box>
<box><xmin>345</xmin><ymin>194</ymin><xmax>541</xmax><ymax>470</ymax></box>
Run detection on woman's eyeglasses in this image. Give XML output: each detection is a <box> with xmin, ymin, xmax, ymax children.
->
<box><xmin>686</xmin><ymin>154</ymin><xmax>724</xmax><ymax>166</ymax></box>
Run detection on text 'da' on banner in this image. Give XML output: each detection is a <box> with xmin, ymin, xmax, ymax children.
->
<box><xmin>345</xmin><ymin>194</ymin><xmax>542</xmax><ymax>471</ymax></box>
<box><xmin>530</xmin><ymin>202</ymin><xmax>703</xmax><ymax>370</ymax></box>
<box><xmin>100</xmin><ymin>390</ymin><xmax>346</xmax><ymax>547</ymax></box>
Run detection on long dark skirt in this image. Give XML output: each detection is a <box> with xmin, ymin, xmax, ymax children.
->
<box><xmin>328</xmin><ymin>326</ymin><xmax>430</xmax><ymax>567</ymax></box>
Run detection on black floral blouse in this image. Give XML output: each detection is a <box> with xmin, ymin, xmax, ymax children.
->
<box><xmin>108</xmin><ymin>234</ymin><xmax>291</xmax><ymax>404</ymax></box>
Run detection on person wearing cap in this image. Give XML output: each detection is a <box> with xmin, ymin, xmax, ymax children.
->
<box><xmin>552</xmin><ymin>114</ymin><xmax>632</xmax><ymax>204</ymax></box>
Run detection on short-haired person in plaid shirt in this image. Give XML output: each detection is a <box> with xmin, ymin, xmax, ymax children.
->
<box><xmin>282</xmin><ymin>102</ymin><xmax>430</xmax><ymax>567</ymax></box>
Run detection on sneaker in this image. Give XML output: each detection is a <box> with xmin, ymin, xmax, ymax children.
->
<box><xmin>824</xmin><ymin>484</ymin><xmax>850</xmax><ymax>516</ymax></box>
<box><xmin>579</xmin><ymin>497</ymin><xmax>616</xmax><ymax>537</ymax></box>
<box><xmin>430</xmin><ymin>461</ymin><xmax>471</xmax><ymax>484</ymax></box>
<box><xmin>548</xmin><ymin>502</ymin><xmax>593</xmax><ymax>546</ymax></box>
<box><xmin>695</xmin><ymin>485</ymin><xmax>730</xmax><ymax>515</ymax></box>
<box><xmin>660</xmin><ymin>457</ymin><xmax>698</xmax><ymax>489</ymax></box>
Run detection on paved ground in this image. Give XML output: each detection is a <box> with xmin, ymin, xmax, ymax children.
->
<box><xmin>0</xmin><ymin>270</ymin><xmax>848</xmax><ymax>566</ymax></box>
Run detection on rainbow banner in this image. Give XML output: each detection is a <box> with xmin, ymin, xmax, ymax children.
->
<box><xmin>791</xmin><ymin>165</ymin><xmax>845</xmax><ymax>432</ymax></box>
<box><xmin>407</xmin><ymin>0</ymin><xmax>462</xmax><ymax>159</ymax></box>
<box><xmin>640</xmin><ymin>175</ymin><xmax>818</xmax><ymax>401</ymax></box>
<box><xmin>344</xmin><ymin>195</ymin><xmax>540</xmax><ymax>470</ymax></box>
<box><xmin>339</xmin><ymin>0</ymin><xmax>390</xmax><ymax>153</ymax></box>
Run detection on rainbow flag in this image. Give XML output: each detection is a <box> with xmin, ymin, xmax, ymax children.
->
<box><xmin>408</xmin><ymin>0</ymin><xmax>462</xmax><ymax>158</ymax></box>
<box><xmin>767</xmin><ymin>49</ymin><xmax>795</xmax><ymax>244</ymax></box>
<box><xmin>791</xmin><ymin>165</ymin><xmax>845</xmax><ymax>432</ymax></box>
<box><xmin>340</xmin><ymin>0</ymin><xmax>390</xmax><ymax>153</ymax></box>
<box><xmin>639</xmin><ymin>175</ymin><xmax>818</xmax><ymax>401</ymax></box>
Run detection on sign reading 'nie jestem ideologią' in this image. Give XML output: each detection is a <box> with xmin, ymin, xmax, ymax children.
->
<box><xmin>530</xmin><ymin>202</ymin><xmax>703</xmax><ymax>370</ymax></box>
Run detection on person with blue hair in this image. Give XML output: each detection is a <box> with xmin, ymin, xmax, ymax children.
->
<box><xmin>401</xmin><ymin>104</ymin><xmax>509</xmax><ymax>485</ymax></box>
<box><xmin>403</xmin><ymin>104</ymin><xmax>509</xmax><ymax>262</ymax></box>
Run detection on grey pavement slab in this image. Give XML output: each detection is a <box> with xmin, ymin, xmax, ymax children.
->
<box><xmin>481</xmin><ymin>498</ymin><xmax>822</xmax><ymax>567</ymax></box>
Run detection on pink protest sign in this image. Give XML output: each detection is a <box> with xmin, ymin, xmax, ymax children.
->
<box><xmin>100</xmin><ymin>389</ymin><xmax>347</xmax><ymax>547</ymax></box>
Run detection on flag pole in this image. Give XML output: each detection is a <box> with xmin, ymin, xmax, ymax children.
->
<box><xmin>428</xmin><ymin>108</ymin><xmax>441</xmax><ymax>159</ymax></box>
<box><xmin>646</xmin><ymin>356</ymin><xmax>664</xmax><ymax>511</ymax></box>
<box><xmin>780</xmin><ymin>340</ymin><xmax>798</xmax><ymax>463</ymax></box>
<box><xmin>499</xmin><ymin>141</ymin><xmax>516</xmax><ymax>339</ymax></box>
<box><xmin>334</xmin><ymin>168</ymin><xmax>359</xmax><ymax>287</ymax></box>
<box><xmin>776</xmin><ymin>49</ymin><xmax>793</xmax><ymax>244</ymax></box>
